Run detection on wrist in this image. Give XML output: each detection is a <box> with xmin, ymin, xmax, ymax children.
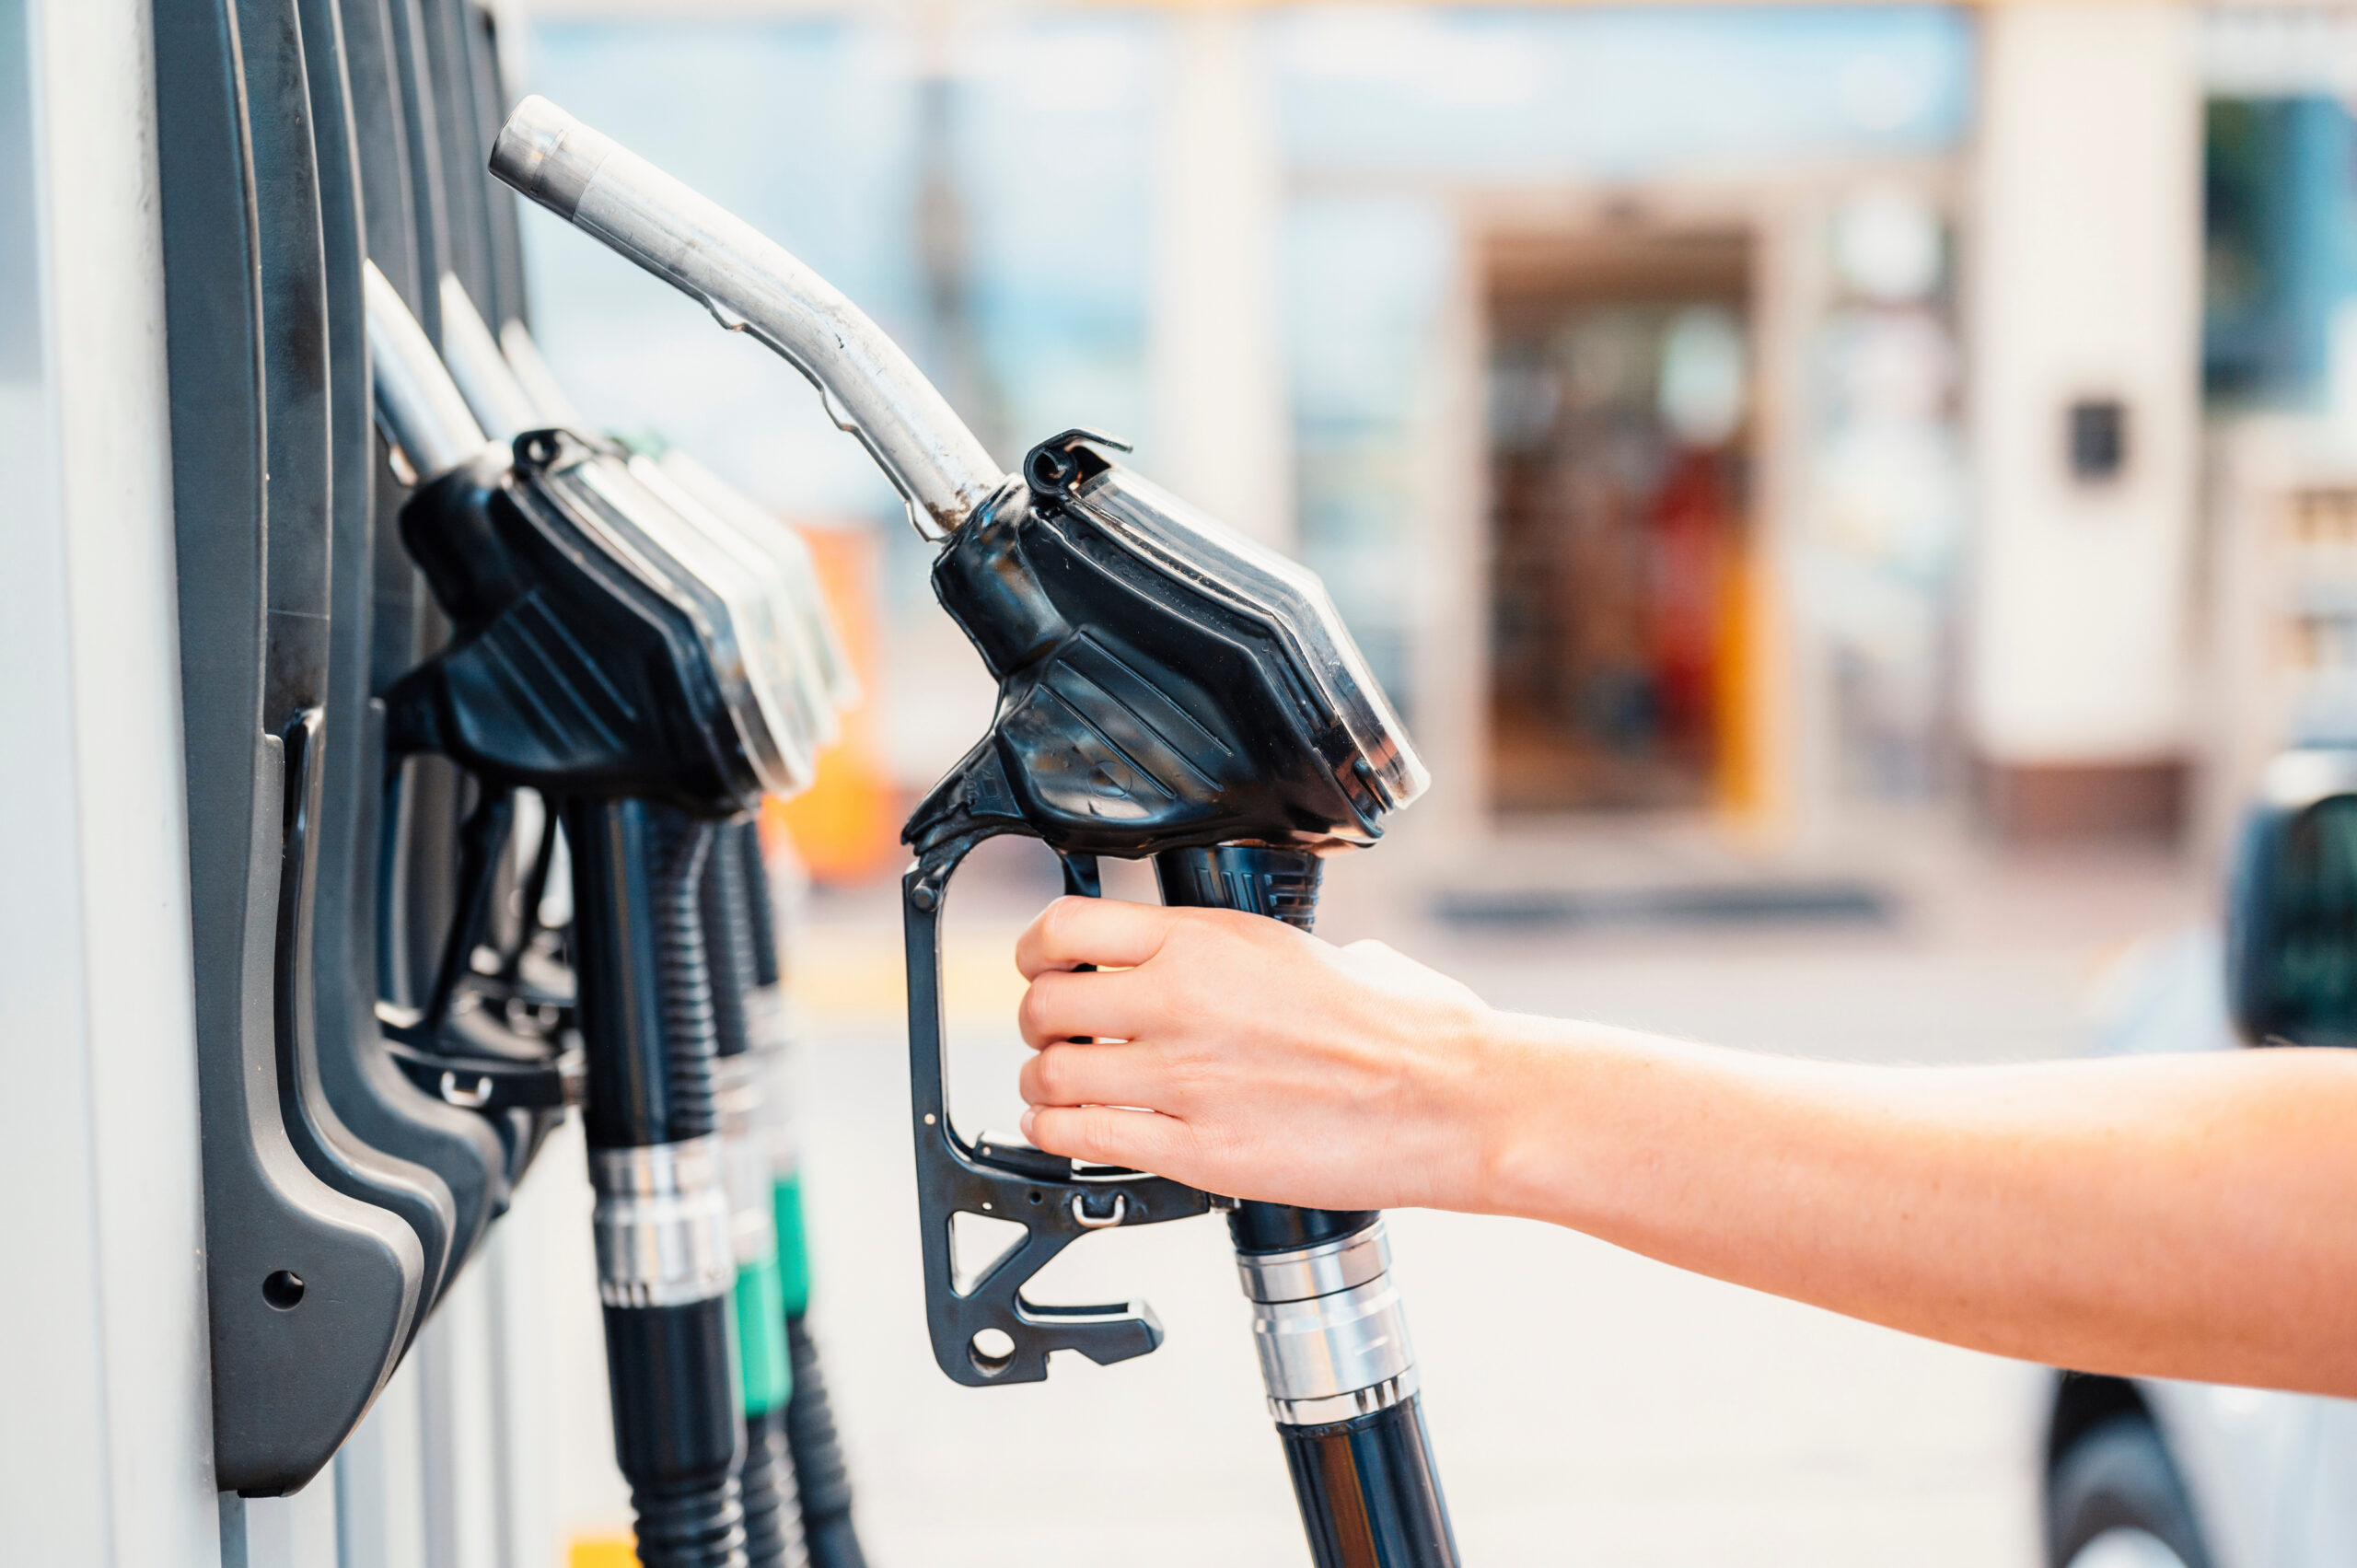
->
<box><xmin>1468</xmin><ymin>1013</ymin><xmax>1643</xmax><ymax>1225</ymax></box>
<box><xmin>1407</xmin><ymin>997</ymin><xmax>1516</xmax><ymax>1213</ymax></box>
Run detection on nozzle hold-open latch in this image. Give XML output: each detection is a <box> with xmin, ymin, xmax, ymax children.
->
<box><xmin>904</xmin><ymin>833</ymin><xmax>1211</xmax><ymax>1387</ymax></box>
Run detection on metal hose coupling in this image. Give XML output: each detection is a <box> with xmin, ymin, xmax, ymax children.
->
<box><xmin>592</xmin><ymin>1135</ymin><xmax>737</xmax><ymax>1307</ymax></box>
<box><xmin>1236</xmin><ymin>1219</ymin><xmax>1419</xmax><ymax>1426</ymax></box>
<box><xmin>716</xmin><ymin>1056</ymin><xmax>779</xmax><ymax>1269</ymax></box>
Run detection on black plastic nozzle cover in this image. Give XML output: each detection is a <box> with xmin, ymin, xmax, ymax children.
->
<box><xmin>900</xmin><ymin>431</ymin><xmax>1421</xmax><ymax>1388</ymax></box>
<box><xmin>905</xmin><ymin>435</ymin><xmax>1396</xmax><ymax>865</ymax></box>
<box><xmin>387</xmin><ymin>434</ymin><xmax>760</xmax><ymax>1565</ymax></box>
<box><xmin>384</xmin><ymin>430</ymin><xmax>763</xmax><ymax>818</ymax></box>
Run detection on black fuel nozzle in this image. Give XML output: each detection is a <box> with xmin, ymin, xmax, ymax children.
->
<box><xmin>895</xmin><ymin>434</ymin><xmax>1431</xmax><ymax>1397</ymax></box>
<box><xmin>900</xmin><ymin>438</ymin><xmax>1459</xmax><ymax>1565</ymax></box>
<box><xmin>491</xmin><ymin>98</ymin><xmax>1457</xmax><ymax>1568</ymax></box>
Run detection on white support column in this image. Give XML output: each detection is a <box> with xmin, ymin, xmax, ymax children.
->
<box><xmin>1148</xmin><ymin>6</ymin><xmax>1294</xmax><ymax>550</ymax></box>
<box><xmin>336</xmin><ymin>1358</ymin><xmax>429</xmax><ymax>1568</ymax></box>
<box><xmin>482</xmin><ymin>1119</ymin><xmax>630</xmax><ymax>1568</ymax></box>
<box><xmin>228</xmin><ymin>1487</ymin><xmax>342</xmax><ymax>1568</ymax></box>
<box><xmin>1967</xmin><ymin>5</ymin><xmax>2202</xmax><ymax>776</ymax></box>
<box><xmin>417</xmin><ymin>1261</ymin><xmax>505</xmax><ymax>1568</ymax></box>
<box><xmin>0</xmin><ymin>0</ymin><xmax>221</xmax><ymax>1563</ymax></box>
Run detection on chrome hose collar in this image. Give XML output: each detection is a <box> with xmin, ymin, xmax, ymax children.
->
<box><xmin>1271</xmin><ymin>1370</ymin><xmax>1422</xmax><ymax>1428</ymax></box>
<box><xmin>725</xmin><ymin>1137</ymin><xmax>778</xmax><ymax>1269</ymax></box>
<box><xmin>747</xmin><ymin>1030</ymin><xmax>799</xmax><ymax>1173</ymax></box>
<box><xmin>1235</xmin><ymin>1220</ymin><xmax>1390</xmax><ymax>1303</ymax></box>
<box><xmin>744</xmin><ymin>985</ymin><xmax>790</xmax><ymax>1053</ymax></box>
<box><xmin>1236</xmin><ymin>1221</ymin><xmax>1421</xmax><ymax>1426</ymax></box>
<box><xmin>715</xmin><ymin>1055</ymin><xmax>761</xmax><ymax>1138</ymax></box>
<box><xmin>589</xmin><ymin>1136</ymin><xmax>735</xmax><ymax>1307</ymax></box>
<box><xmin>711</xmin><ymin>1063</ymin><xmax>780</xmax><ymax>1264</ymax></box>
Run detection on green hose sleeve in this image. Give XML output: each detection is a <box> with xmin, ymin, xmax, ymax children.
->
<box><xmin>773</xmin><ymin>1172</ymin><xmax>812</xmax><ymax>1319</ymax></box>
<box><xmin>734</xmin><ymin>1255</ymin><xmax>793</xmax><ymax>1416</ymax></box>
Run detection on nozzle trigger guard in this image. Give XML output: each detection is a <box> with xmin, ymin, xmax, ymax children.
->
<box><xmin>904</xmin><ymin>831</ymin><xmax>1209</xmax><ymax>1387</ymax></box>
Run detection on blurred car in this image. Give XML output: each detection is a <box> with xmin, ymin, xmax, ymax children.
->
<box><xmin>2041</xmin><ymin>749</ymin><xmax>2357</xmax><ymax>1568</ymax></box>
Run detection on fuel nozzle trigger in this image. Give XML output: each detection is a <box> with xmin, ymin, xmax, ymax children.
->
<box><xmin>903</xmin><ymin>831</ymin><xmax>1210</xmax><ymax>1387</ymax></box>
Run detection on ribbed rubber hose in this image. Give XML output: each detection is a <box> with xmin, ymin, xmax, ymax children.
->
<box><xmin>701</xmin><ymin>820</ymin><xmax>756</xmax><ymax>1061</ymax></box>
<box><xmin>731</xmin><ymin>823</ymin><xmax>865</xmax><ymax>1568</ymax></box>
<box><xmin>572</xmin><ymin>801</ymin><xmax>747</xmax><ymax>1568</ymax></box>
<box><xmin>740</xmin><ymin>1406</ymin><xmax>808</xmax><ymax>1568</ymax></box>
<box><xmin>637</xmin><ymin>810</ymin><xmax>743</xmax><ymax>1568</ymax></box>
<box><xmin>706</xmin><ymin>819</ymin><xmax>806</xmax><ymax>1568</ymax></box>
<box><xmin>631</xmin><ymin>1478</ymin><xmax>749</xmax><ymax>1568</ymax></box>
<box><xmin>784</xmin><ymin>1315</ymin><xmax>865</xmax><ymax>1568</ymax></box>
<box><xmin>654</xmin><ymin>818</ymin><xmax>720</xmax><ymax>1141</ymax></box>
<box><xmin>737</xmin><ymin>819</ymin><xmax>781</xmax><ymax>990</ymax></box>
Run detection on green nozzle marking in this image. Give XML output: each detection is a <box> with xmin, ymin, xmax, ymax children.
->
<box><xmin>773</xmin><ymin>1173</ymin><xmax>811</xmax><ymax>1319</ymax></box>
<box><xmin>734</xmin><ymin>1257</ymin><xmax>792</xmax><ymax>1415</ymax></box>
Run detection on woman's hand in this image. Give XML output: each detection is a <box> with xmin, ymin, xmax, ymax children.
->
<box><xmin>1012</xmin><ymin>896</ymin><xmax>2357</xmax><ymax>1397</ymax></box>
<box><xmin>1013</xmin><ymin>896</ymin><xmax>1503</xmax><ymax>1212</ymax></box>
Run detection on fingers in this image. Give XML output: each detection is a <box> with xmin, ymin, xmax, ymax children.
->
<box><xmin>1019</xmin><ymin>1038</ymin><xmax>1169</xmax><ymax>1113</ymax></box>
<box><xmin>1016</xmin><ymin>968</ymin><xmax>1165</xmax><ymax>1051</ymax></box>
<box><xmin>1021</xmin><ymin>1102</ymin><xmax>1191</xmax><ymax>1176</ymax></box>
<box><xmin>1016</xmin><ymin>896</ymin><xmax>1178</xmax><ymax>980</ymax></box>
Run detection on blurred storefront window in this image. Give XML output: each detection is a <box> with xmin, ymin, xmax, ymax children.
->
<box><xmin>517</xmin><ymin>3</ymin><xmax>1979</xmax><ymax>838</ymax></box>
<box><xmin>2204</xmin><ymin>95</ymin><xmax>2357</xmax><ymax>410</ymax></box>
<box><xmin>1270</xmin><ymin>6</ymin><xmax>1972</xmax><ymax>819</ymax></box>
<box><xmin>1483</xmin><ymin>240</ymin><xmax>1751</xmax><ymax>815</ymax></box>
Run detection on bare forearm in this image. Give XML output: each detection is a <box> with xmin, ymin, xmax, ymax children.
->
<box><xmin>1477</xmin><ymin>1017</ymin><xmax>2357</xmax><ymax>1396</ymax></box>
<box><xmin>1013</xmin><ymin>900</ymin><xmax>2357</xmax><ymax>1396</ymax></box>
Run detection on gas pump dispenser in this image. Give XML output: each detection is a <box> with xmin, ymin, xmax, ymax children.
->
<box><xmin>144</xmin><ymin>0</ymin><xmax>867</xmax><ymax>1549</ymax></box>
<box><xmin>493</xmin><ymin>98</ymin><xmax>1462</xmax><ymax>1568</ymax></box>
<box><xmin>153</xmin><ymin>0</ymin><xmax>541</xmax><ymax>1496</ymax></box>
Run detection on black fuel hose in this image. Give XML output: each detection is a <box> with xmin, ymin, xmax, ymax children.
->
<box><xmin>569</xmin><ymin>798</ymin><xmax>748</xmax><ymax>1568</ymax></box>
<box><xmin>783</xmin><ymin>1314</ymin><xmax>865</xmax><ymax>1568</ymax></box>
<box><xmin>732</xmin><ymin>828</ymin><xmax>867</xmax><ymax>1568</ymax></box>
<box><xmin>703</xmin><ymin>821</ymin><xmax>757</xmax><ymax>1066</ymax></box>
<box><xmin>737</xmin><ymin>818</ymin><xmax>782</xmax><ymax>991</ymax></box>
<box><xmin>704</xmin><ymin>819</ymin><xmax>808</xmax><ymax>1568</ymax></box>
<box><xmin>1155</xmin><ymin>845</ymin><xmax>1460</xmax><ymax>1568</ymax></box>
<box><xmin>738</xmin><ymin>1406</ymin><xmax>803</xmax><ymax>1568</ymax></box>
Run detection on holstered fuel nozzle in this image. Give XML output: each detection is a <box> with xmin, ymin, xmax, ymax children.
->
<box><xmin>367</xmin><ymin>267</ymin><xmax>853</xmax><ymax>1568</ymax></box>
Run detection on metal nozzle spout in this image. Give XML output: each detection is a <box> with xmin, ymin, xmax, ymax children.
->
<box><xmin>364</xmin><ymin>261</ymin><xmax>493</xmax><ymax>482</ymax></box>
<box><xmin>487</xmin><ymin>92</ymin><xmax>604</xmax><ymax>223</ymax></box>
<box><xmin>437</xmin><ymin>274</ymin><xmax>544</xmax><ymax>444</ymax></box>
<box><xmin>489</xmin><ymin>95</ymin><xmax>1007</xmax><ymax>540</ymax></box>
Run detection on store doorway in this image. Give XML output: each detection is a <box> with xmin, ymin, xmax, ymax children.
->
<box><xmin>1484</xmin><ymin>228</ymin><xmax>1755</xmax><ymax>817</ymax></box>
